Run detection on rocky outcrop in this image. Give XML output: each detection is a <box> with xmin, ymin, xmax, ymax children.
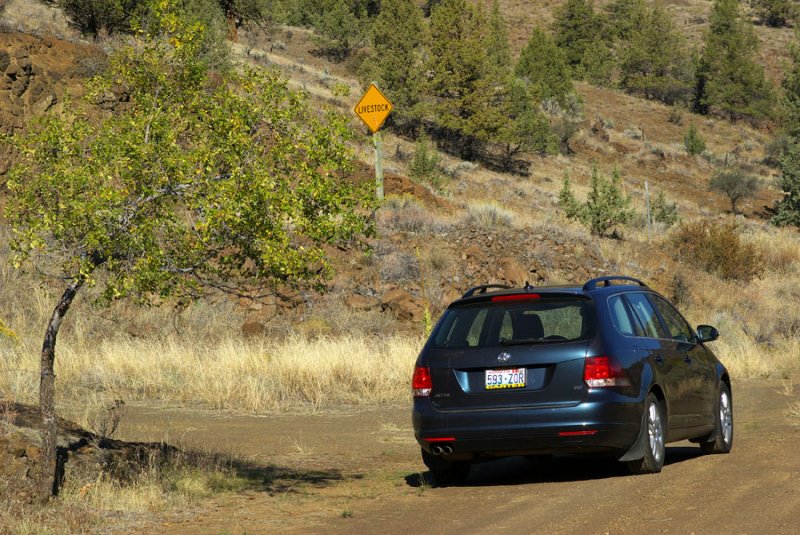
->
<box><xmin>0</xmin><ymin>32</ymin><xmax>102</xmax><ymax>175</ymax></box>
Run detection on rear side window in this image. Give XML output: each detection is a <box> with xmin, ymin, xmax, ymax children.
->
<box><xmin>648</xmin><ymin>295</ymin><xmax>695</xmax><ymax>343</ymax></box>
<box><xmin>625</xmin><ymin>293</ymin><xmax>668</xmax><ymax>339</ymax></box>
<box><xmin>609</xmin><ymin>295</ymin><xmax>638</xmax><ymax>336</ymax></box>
<box><xmin>431</xmin><ymin>297</ymin><xmax>594</xmax><ymax>349</ymax></box>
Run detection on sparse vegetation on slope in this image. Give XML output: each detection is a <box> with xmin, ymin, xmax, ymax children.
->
<box><xmin>3</xmin><ymin>0</ymin><xmax>800</xmax><ymax>529</ymax></box>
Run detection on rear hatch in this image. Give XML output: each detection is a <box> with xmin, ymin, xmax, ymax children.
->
<box><xmin>424</xmin><ymin>294</ymin><xmax>594</xmax><ymax>411</ymax></box>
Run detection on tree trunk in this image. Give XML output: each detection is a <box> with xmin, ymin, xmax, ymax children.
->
<box><xmin>38</xmin><ymin>278</ymin><xmax>84</xmax><ymax>502</ymax></box>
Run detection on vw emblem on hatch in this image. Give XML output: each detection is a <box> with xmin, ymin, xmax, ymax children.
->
<box><xmin>497</xmin><ymin>352</ymin><xmax>512</xmax><ymax>363</ymax></box>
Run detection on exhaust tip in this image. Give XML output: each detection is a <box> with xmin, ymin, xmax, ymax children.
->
<box><xmin>441</xmin><ymin>445</ymin><xmax>453</xmax><ymax>455</ymax></box>
<box><xmin>431</xmin><ymin>445</ymin><xmax>443</xmax><ymax>455</ymax></box>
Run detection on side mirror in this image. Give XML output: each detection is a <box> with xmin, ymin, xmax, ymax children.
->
<box><xmin>697</xmin><ymin>325</ymin><xmax>719</xmax><ymax>343</ymax></box>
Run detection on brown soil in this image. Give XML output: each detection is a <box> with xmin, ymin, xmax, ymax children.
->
<box><xmin>107</xmin><ymin>377</ymin><xmax>800</xmax><ymax>535</ymax></box>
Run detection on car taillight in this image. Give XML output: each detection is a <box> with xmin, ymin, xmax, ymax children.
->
<box><xmin>412</xmin><ymin>366</ymin><xmax>432</xmax><ymax>397</ymax></box>
<box><xmin>491</xmin><ymin>294</ymin><xmax>540</xmax><ymax>302</ymax></box>
<box><xmin>583</xmin><ymin>356</ymin><xmax>630</xmax><ymax>387</ymax></box>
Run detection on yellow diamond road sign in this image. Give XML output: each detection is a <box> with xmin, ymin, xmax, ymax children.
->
<box><xmin>354</xmin><ymin>83</ymin><xmax>393</xmax><ymax>134</ymax></box>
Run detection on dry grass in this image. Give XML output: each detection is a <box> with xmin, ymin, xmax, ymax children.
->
<box><xmin>1</xmin><ymin>333</ymin><xmax>420</xmax><ymax>412</ymax></box>
<box><xmin>462</xmin><ymin>202</ymin><xmax>514</xmax><ymax>229</ymax></box>
<box><xmin>0</xmin><ymin>445</ymin><xmax>271</xmax><ymax>535</ymax></box>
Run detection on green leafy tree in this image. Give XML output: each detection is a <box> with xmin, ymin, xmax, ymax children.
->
<box><xmin>684</xmin><ymin>124</ymin><xmax>707</xmax><ymax>155</ymax></box>
<box><xmin>359</xmin><ymin>0</ymin><xmax>425</xmax><ymax>132</ymax></box>
<box><xmin>6</xmin><ymin>1</ymin><xmax>374</xmax><ymax>500</ymax></box>
<box><xmin>559</xmin><ymin>167</ymin><xmax>634</xmax><ymax>237</ymax></box>
<box><xmin>709</xmin><ymin>167</ymin><xmax>759</xmax><ymax>214</ymax></box>
<box><xmin>695</xmin><ymin>0</ymin><xmax>775</xmax><ymax>121</ymax></box>
<box><xmin>618</xmin><ymin>4</ymin><xmax>694</xmax><ymax>105</ymax></box>
<box><xmin>515</xmin><ymin>27</ymin><xmax>575</xmax><ymax>107</ymax></box>
<box><xmin>771</xmin><ymin>144</ymin><xmax>800</xmax><ymax>226</ymax></box>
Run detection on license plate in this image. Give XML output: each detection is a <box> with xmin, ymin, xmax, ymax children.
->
<box><xmin>485</xmin><ymin>368</ymin><xmax>526</xmax><ymax>390</ymax></box>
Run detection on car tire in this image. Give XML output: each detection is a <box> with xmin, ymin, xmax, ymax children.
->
<box><xmin>626</xmin><ymin>393</ymin><xmax>666</xmax><ymax>475</ymax></box>
<box><xmin>421</xmin><ymin>449</ymin><xmax>471</xmax><ymax>487</ymax></box>
<box><xmin>700</xmin><ymin>382</ymin><xmax>733</xmax><ymax>455</ymax></box>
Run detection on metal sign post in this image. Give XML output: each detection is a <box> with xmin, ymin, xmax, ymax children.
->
<box><xmin>374</xmin><ymin>131</ymin><xmax>384</xmax><ymax>200</ymax></box>
<box><xmin>354</xmin><ymin>83</ymin><xmax>393</xmax><ymax>201</ymax></box>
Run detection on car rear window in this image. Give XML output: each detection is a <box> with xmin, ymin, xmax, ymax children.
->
<box><xmin>431</xmin><ymin>297</ymin><xmax>594</xmax><ymax>349</ymax></box>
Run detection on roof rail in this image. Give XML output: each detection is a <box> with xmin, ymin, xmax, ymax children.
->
<box><xmin>462</xmin><ymin>284</ymin><xmax>511</xmax><ymax>298</ymax></box>
<box><xmin>583</xmin><ymin>276</ymin><xmax>648</xmax><ymax>291</ymax></box>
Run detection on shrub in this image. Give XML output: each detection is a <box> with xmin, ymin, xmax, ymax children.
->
<box><xmin>668</xmin><ymin>106</ymin><xmax>684</xmax><ymax>125</ymax></box>
<box><xmin>670</xmin><ymin>221</ymin><xmax>764</xmax><ymax>281</ymax></box>
<box><xmin>53</xmin><ymin>0</ymin><xmax>139</xmax><ymax>35</ymax></box>
<box><xmin>684</xmin><ymin>124</ymin><xmax>706</xmax><ymax>155</ymax></box>
<box><xmin>709</xmin><ymin>167</ymin><xmax>759</xmax><ymax>214</ymax></box>
<box><xmin>652</xmin><ymin>190</ymin><xmax>679</xmax><ymax>227</ymax></box>
<box><xmin>753</xmin><ymin>0</ymin><xmax>796</xmax><ymax>27</ymax></box>
<box><xmin>463</xmin><ymin>203</ymin><xmax>514</xmax><ymax>229</ymax></box>
<box><xmin>772</xmin><ymin>143</ymin><xmax>800</xmax><ymax>227</ymax></box>
<box><xmin>559</xmin><ymin>167</ymin><xmax>634</xmax><ymax>237</ymax></box>
<box><xmin>409</xmin><ymin>133</ymin><xmax>443</xmax><ymax>189</ymax></box>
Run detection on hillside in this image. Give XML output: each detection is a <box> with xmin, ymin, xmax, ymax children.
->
<box><xmin>1</xmin><ymin>1</ymin><xmax>799</xmax><ymax>370</ymax></box>
<box><xmin>2</xmin><ymin>1</ymin><xmax>800</xmax><ymax>532</ymax></box>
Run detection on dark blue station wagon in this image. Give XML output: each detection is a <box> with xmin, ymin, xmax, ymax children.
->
<box><xmin>412</xmin><ymin>277</ymin><xmax>733</xmax><ymax>485</ymax></box>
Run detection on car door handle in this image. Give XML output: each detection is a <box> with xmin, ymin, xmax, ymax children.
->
<box><xmin>654</xmin><ymin>355</ymin><xmax>664</xmax><ymax>364</ymax></box>
<box><xmin>684</xmin><ymin>356</ymin><xmax>692</xmax><ymax>364</ymax></box>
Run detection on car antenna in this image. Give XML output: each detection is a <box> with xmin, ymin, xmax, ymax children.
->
<box><xmin>524</xmin><ymin>281</ymin><xmax>534</xmax><ymax>291</ymax></box>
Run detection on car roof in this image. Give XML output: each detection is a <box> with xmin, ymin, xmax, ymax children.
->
<box><xmin>452</xmin><ymin>277</ymin><xmax>651</xmax><ymax>306</ymax></box>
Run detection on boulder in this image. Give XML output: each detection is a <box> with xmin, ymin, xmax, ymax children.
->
<box><xmin>241</xmin><ymin>319</ymin><xmax>266</xmax><ymax>338</ymax></box>
<box><xmin>497</xmin><ymin>257</ymin><xmax>528</xmax><ymax>286</ymax></box>
<box><xmin>381</xmin><ymin>289</ymin><xmax>425</xmax><ymax>322</ymax></box>
<box><xmin>345</xmin><ymin>294</ymin><xmax>380</xmax><ymax>311</ymax></box>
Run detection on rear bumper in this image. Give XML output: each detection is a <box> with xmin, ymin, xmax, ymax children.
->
<box><xmin>413</xmin><ymin>391</ymin><xmax>643</xmax><ymax>459</ymax></box>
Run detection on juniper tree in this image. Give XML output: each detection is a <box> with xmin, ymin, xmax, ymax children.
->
<box><xmin>604</xmin><ymin>0</ymin><xmax>647</xmax><ymax>41</ymax></box>
<box><xmin>515</xmin><ymin>27</ymin><xmax>575</xmax><ymax>108</ymax></box>
<box><xmin>618</xmin><ymin>3</ymin><xmax>694</xmax><ymax>105</ymax></box>
<box><xmin>552</xmin><ymin>0</ymin><xmax>611</xmax><ymax>81</ymax></box>
<box><xmin>695</xmin><ymin>0</ymin><xmax>775</xmax><ymax>121</ymax></box>
<box><xmin>782</xmin><ymin>30</ymin><xmax>800</xmax><ymax>140</ymax></box>
<box><xmin>425</xmin><ymin>0</ymin><xmax>492</xmax><ymax>158</ymax></box>
<box><xmin>552</xmin><ymin>0</ymin><xmax>602</xmax><ymax>69</ymax></box>
<box><xmin>312</xmin><ymin>0</ymin><xmax>367</xmax><ymax>60</ymax></box>
<box><xmin>359</xmin><ymin>0</ymin><xmax>425</xmax><ymax>132</ymax></box>
<box><xmin>7</xmin><ymin>0</ymin><xmax>374</xmax><ymax>500</ymax></box>
<box><xmin>772</xmin><ymin>144</ymin><xmax>800</xmax><ymax>227</ymax></box>
<box><xmin>486</xmin><ymin>0</ymin><xmax>511</xmax><ymax>76</ymax></box>
<box><xmin>684</xmin><ymin>124</ymin><xmax>707</xmax><ymax>155</ymax></box>
<box><xmin>494</xmin><ymin>78</ymin><xmax>556</xmax><ymax>170</ymax></box>
<box><xmin>559</xmin><ymin>167</ymin><xmax>634</xmax><ymax>237</ymax></box>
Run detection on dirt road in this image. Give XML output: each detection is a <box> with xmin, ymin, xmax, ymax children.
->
<box><xmin>117</xmin><ymin>377</ymin><xmax>800</xmax><ymax>534</ymax></box>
